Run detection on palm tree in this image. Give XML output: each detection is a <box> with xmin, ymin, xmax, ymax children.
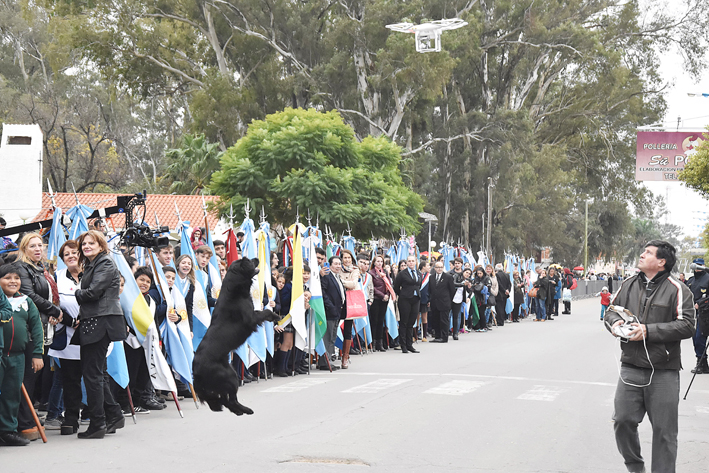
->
<box><xmin>165</xmin><ymin>134</ymin><xmax>223</xmax><ymax>195</ymax></box>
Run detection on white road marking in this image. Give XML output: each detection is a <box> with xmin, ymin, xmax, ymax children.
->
<box><xmin>424</xmin><ymin>380</ymin><xmax>487</xmax><ymax>396</ymax></box>
<box><xmin>517</xmin><ymin>385</ymin><xmax>566</xmax><ymax>402</ymax></box>
<box><xmin>310</xmin><ymin>371</ymin><xmax>616</xmax><ymax>387</ymax></box>
<box><xmin>262</xmin><ymin>378</ymin><xmax>334</xmax><ymax>393</ymax></box>
<box><xmin>342</xmin><ymin>378</ymin><xmax>411</xmax><ymax>394</ymax></box>
<box><xmin>695</xmin><ymin>406</ymin><xmax>709</xmax><ymax>414</ymax></box>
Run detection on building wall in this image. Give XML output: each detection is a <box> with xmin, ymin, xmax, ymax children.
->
<box><xmin>0</xmin><ymin>124</ymin><xmax>44</xmax><ymax>227</ymax></box>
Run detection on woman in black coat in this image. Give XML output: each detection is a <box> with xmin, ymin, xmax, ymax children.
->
<box><xmin>472</xmin><ymin>266</ymin><xmax>491</xmax><ymax>332</ymax></box>
<box><xmin>14</xmin><ymin>232</ymin><xmax>63</xmax><ymax>439</ymax></box>
<box><xmin>73</xmin><ymin>230</ymin><xmax>127</xmax><ymax>439</ymax></box>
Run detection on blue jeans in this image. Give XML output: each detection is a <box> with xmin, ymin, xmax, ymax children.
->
<box><xmin>601</xmin><ymin>304</ymin><xmax>608</xmax><ymax>319</ymax></box>
<box><xmin>47</xmin><ymin>361</ymin><xmax>64</xmax><ymax>419</ymax></box>
<box><xmin>536</xmin><ymin>298</ymin><xmax>546</xmax><ymax>320</ymax></box>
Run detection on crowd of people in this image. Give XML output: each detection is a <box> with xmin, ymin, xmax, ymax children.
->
<box><xmin>0</xmin><ymin>221</ymin><xmax>632</xmax><ymax>447</ymax></box>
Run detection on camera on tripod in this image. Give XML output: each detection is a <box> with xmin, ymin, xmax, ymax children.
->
<box><xmin>117</xmin><ymin>192</ymin><xmax>170</xmax><ymax>249</ymax></box>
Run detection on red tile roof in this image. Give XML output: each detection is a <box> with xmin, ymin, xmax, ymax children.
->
<box><xmin>35</xmin><ymin>192</ymin><xmax>221</xmax><ymax>231</ymax></box>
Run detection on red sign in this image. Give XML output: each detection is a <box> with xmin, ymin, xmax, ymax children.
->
<box><xmin>636</xmin><ymin>131</ymin><xmax>705</xmax><ymax>181</ymax></box>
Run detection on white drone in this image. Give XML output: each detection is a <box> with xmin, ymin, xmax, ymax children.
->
<box><xmin>386</xmin><ymin>18</ymin><xmax>468</xmax><ymax>53</ymax></box>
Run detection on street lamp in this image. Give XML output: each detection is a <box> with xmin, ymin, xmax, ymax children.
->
<box><xmin>418</xmin><ymin>212</ymin><xmax>438</xmax><ymax>258</ymax></box>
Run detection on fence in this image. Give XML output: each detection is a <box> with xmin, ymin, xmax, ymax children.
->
<box><xmin>570</xmin><ymin>279</ymin><xmax>614</xmax><ymax>300</ymax></box>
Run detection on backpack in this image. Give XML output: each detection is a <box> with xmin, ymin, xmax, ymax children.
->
<box><xmin>569</xmin><ymin>275</ymin><xmax>577</xmax><ymax>290</ymax></box>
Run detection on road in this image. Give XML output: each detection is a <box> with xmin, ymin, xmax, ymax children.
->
<box><xmin>3</xmin><ymin>298</ymin><xmax>709</xmax><ymax>472</ymax></box>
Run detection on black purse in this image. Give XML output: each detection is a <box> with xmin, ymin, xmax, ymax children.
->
<box><xmin>48</xmin><ymin>325</ymin><xmax>68</xmax><ymax>350</ymax></box>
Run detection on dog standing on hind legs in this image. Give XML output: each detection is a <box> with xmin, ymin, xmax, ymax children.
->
<box><xmin>193</xmin><ymin>258</ymin><xmax>280</xmax><ymax>415</ymax></box>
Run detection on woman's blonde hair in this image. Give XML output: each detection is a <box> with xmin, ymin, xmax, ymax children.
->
<box><xmin>17</xmin><ymin>232</ymin><xmax>44</xmax><ymax>265</ymax></box>
<box><xmin>175</xmin><ymin>254</ymin><xmax>196</xmax><ymax>286</ymax></box>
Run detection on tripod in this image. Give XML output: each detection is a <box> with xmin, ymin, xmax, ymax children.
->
<box><xmin>683</xmin><ymin>334</ymin><xmax>709</xmax><ymax>400</ymax></box>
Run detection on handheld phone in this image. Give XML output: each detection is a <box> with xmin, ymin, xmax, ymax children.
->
<box><xmin>324</xmin><ymin>262</ymin><xmax>330</xmax><ymax>269</ymax></box>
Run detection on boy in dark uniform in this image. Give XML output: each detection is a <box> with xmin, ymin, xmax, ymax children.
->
<box><xmin>0</xmin><ymin>265</ymin><xmax>44</xmax><ymax>446</ymax></box>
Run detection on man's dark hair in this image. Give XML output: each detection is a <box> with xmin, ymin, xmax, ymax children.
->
<box><xmin>162</xmin><ymin>266</ymin><xmax>176</xmax><ymax>275</ymax></box>
<box><xmin>357</xmin><ymin>253</ymin><xmax>370</xmax><ymax>262</ymax></box>
<box><xmin>315</xmin><ymin>247</ymin><xmax>326</xmax><ymax>257</ymax></box>
<box><xmin>0</xmin><ymin>217</ymin><xmax>6</xmax><ymax>226</ymax></box>
<box><xmin>418</xmin><ymin>261</ymin><xmax>428</xmax><ymax>271</ymax></box>
<box><xmin>213</xmin><ymin>239</ymin><xmax>224</xmax><ymax>247</ymax></box>
<box><xmin>329</xmin><ymin>256</ymin><xmax>342</xmax><ymax>265</ymax></box>
<box><xmin>156</xmin><ymin>244</ymin><xmax>173</xmax><ymax>253</ymax></box>
<box><xmin>134</xmin><ymin>266</ymin><xmax>154</xmax><ymax>283</ymax></box>
<box><xmin>453</xmin><ymin>257</ymin><xmax>464</xmax><ymax>264</ymax></box>
<box><xmin>125</xmin><ymin>256</ymin><xmax>138</xmax><ymax>271</ymax></box>
<box><xmin>645</xmin><ymin>240</ymin><xmax>676</xmax><ymax>272</ymax></box>
<box><xmin>236</xmin><ymin>231</ymin><xmax>244</xmax><ymax>238</ymax></box>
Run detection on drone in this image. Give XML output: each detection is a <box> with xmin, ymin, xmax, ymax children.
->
<box><xmin>386</xmin><ymin>19</ymin><xmax>468</xmax><ymax>53</ymax></box>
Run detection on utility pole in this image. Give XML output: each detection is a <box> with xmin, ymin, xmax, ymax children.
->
<box><xmin>584</xmin><ymin>199</ymin><xmax>589</xmax><ymax>276</ymax></box>
<box><xmin>486</xmin><ymin>177</ymin><xmax>493</xmax><ymax>258</ymax></box>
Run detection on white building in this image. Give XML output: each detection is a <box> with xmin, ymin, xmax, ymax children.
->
<box><xmin>0</xmin><ymin>124</ymin><xmax>44</xmax><ymax>227</ymax></box>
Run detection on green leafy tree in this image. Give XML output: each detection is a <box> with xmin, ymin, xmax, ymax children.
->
<box><xmin>679</xmin><ymin>128</ymin><xmax>709</xmax><ymax>198</ymax></box>
<box><xmin>210</xmin><ymin>108</ymin><xmax>423</xmax><ymax>237</ymax></box>
<box><xmin>164</xmin><ymin>133</ymin><xmax>223</xmax><ymax>195</ymax></box>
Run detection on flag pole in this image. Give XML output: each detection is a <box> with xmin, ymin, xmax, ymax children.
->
<box><xmin>189</xmin><ymin>383</ymin><xmax>200</xmax><ymax>409</ymax></box>
<box><xmin>125</xmin><ymin>384</ymin><xmax>138</xmax><ymax>424</ymax></box>
<box><xmin>21</xmin><ymin>384</ymin><xmax>47</xmax><ymax>443</ymax></box>
<box><xmin>172</xmin><ymin>391</ymin><xmax>184</xmax><ymax>418</ymax></box>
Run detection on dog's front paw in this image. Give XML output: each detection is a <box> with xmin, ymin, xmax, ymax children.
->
<box><xmin>260</xmin><ymin>309</ymin><xmax>281</xmax><ymax>323</ymax></box>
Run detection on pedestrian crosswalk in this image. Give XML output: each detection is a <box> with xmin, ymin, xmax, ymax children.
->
<box><xmin>342</xmin><ymin>378</ymin><xmax>411</xmax><ymax>393</ymax></box>
<box><xmin>262</xmin><ymin>378</ymin><xmax>334</xmax><ymax>393</ymax></box>
<box><xmin>516</xmin><ymin>385</ymin><xmax>566</xmax><ymax>402</ymax></box>
<box><xmin>424</xmin><ymin>380</ymin><xmax>487</xmax><ymax>396</ymax></box>
<box><xmin>257</xmin><ymin>374</ymin><xmax>709</xmax><ymax>414</ymax></box>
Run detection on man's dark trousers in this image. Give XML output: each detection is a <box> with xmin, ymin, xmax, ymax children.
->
<box><xmin>397</xmin><ymin>296</ymin><xmax>419</xmax><ymax>348</ymax></box>
<box><xmin>613</xmin><ymin>365</ymin><xmax>679</xmax><ymax>473</ymax></box>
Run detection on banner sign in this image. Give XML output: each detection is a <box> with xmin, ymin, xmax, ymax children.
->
<box><xmin>636</xmin><ymin>131</ymin><xmax>705</xmax><ymax>181</ymax></box>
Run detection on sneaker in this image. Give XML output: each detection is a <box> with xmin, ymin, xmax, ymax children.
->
<box><xmin>121</xmin><ymin>408</ymin><xmax>132</xmax><ymax>417</ymax></box>
<box><xmin>141</xmin><ymin>398</ymin><xmax>165</xmax><ymax>410</ymax></box>
<box><xmin>45</xmin><ymin>416</ymin><xmax>65</xmax><ymax>430</ymax></box>
<box><xmin>0</xmin><ymin>432</ymin><xmax>31</xmax><ymax>446</ymax></box>
<box><xmin>133</xmin><ymin>406</ymin><xmax>150</xmax><ymax>415</ymax></box>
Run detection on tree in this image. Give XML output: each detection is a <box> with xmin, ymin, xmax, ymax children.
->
<box><xmin>164</xmin><ymin>133</ymin><xmax>223</xmax><ymax>195</ymax></box>
<box><xmin>210</xmin><ymin>108</ymin><xmax>423</xmax><ymax>237</ymax></box>
<box><xmin>679</xmin><ymin>127</ymin><xmax>709</xmax><ymax>198</ymax></box>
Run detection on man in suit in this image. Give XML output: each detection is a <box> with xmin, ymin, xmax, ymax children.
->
<box><xmin>428</xmin><ymin>261</ymin><xmax>456</xmax><ymax>342</ymax></box>
<box><xmin>393</xmin><ymin>255</ymin><xmax>422</xmax><ymax>354</ymax></box>
<box><xmin>495</xmin><ymin>263</ymin><xmax>511</xmax><ymax>326</ymax></box>
<box><xmin>318</xmin><ymin>256</ymin><xmax>346</xmax><ymax>370</ymax></box>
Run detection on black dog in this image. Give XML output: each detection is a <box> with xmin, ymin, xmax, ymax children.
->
<box><xmin>193</xmin><ymin>258</ymin><xmax>280</xmax><ymax>415</ymax></box>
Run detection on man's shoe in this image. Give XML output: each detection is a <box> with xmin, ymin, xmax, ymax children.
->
<box><xmin>60</xmin><ymin>424</ymin><xmax>78</xmax><ymax>435</ymax></box>
<box><xmin>401</xmin><ymin>345</ymin><xmax>409</xmax><ymax>353</ymax></box>
<box><xmin>273</xmin><ymin>370</ymin><xmax>289</xmax><ymax>377</ymax></box>
<box><xmin>106</xmin><ymin>416</ymin><xmax>125</xmax><ymax>434</ymax></box>
<box><xmin>45</xmin><ymin>416</ymin><xmax>64</xmax><ymax>430</ymax></box>
<box><xmin>77</xmin><ymin>424</ymin><xmax>106</xmax><ymax>439</ymax></box>
<box><xmin>407</xmin><ymin>346</ymin><xmax>420</xmax><ymax>353</ymax></box>
<box><xmin>431</xmin><ymin>338</ymin><xmax>445</xmax><ymax>343</ymax></box>
<box><xmin>452</xmin><ymin>333</ymin><xmax>459</xmax><ymax>340</ymax></box>
<box><xmin>133</xmin><ymin>406</ymin><xmax>150</xmax><ymax>415</ymax></box>
<box><xmin>0</xmin><ymin>432</ymin><xmax>31</xmax><ymax>446</ymax></box>
<box><xmin>141</xmin><ymin>398</ymin><xmax>165</xmax><ymax>410</ymax></box>
<box><xmin>19</xmin><ymin>427</ymin><xmax>40</xmax><ymax>441</ymax></box>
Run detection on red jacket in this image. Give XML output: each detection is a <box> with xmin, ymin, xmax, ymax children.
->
<box><xmin>600</xmin><ymin>292</ymin><xmax>611</xmax><ymax>306</ymax></box>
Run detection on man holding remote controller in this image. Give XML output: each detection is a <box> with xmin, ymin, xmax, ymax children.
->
<box><xmin>605</xmin><ymin>240</ymin><xmax>695</xmax><ymax>473</ymax></box>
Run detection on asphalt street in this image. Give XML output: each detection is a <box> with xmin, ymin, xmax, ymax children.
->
<box><xmin>3</xmin><ymin>298</ymin><xmax>709</xmax><ymax>472</ymax></box>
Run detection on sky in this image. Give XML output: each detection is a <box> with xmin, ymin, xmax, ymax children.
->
<box><xmin>642</xmin><ymin>46</ymin><xmax>709</xmax><ymax>239</ymax></box>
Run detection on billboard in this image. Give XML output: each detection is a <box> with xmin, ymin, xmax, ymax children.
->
<box><xmin>636</xmin><ymin>131</ymin><xmax>705</xmax><ymax>181</ymax></box>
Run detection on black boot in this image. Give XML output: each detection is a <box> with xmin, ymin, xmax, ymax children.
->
<box><xmin>273</xmin><ymin>350</ymin><xmax>290</xmax><ymax>377</ymax></box>
<box><xmin>78</xmin><ymin>423</ymin><xmax>107</xmax><ymax>439</ymax></box>
<box><xmin>375</xmin><ymin>339</ymin><xmax>385</xmax><ymax>352</ymax></box>
<box><xmin>692</xmin><ymin>357</ymin><xmax>709</xmax><ymax>374</ymax></box>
